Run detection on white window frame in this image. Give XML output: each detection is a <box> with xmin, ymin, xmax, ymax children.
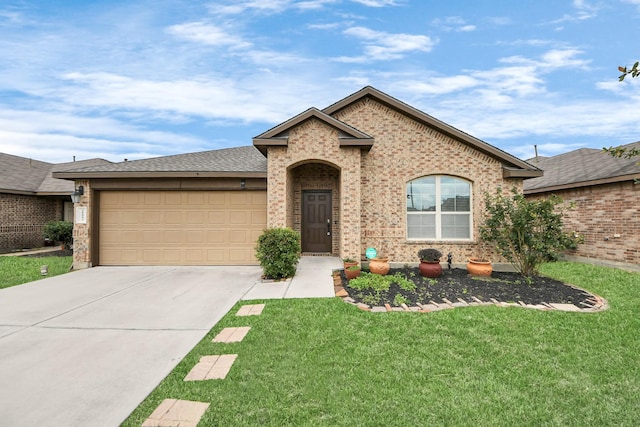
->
<box><xmin>406</xmin><ymin>175</ymin><xmax>473</xmax><ymax>241</ymax></box>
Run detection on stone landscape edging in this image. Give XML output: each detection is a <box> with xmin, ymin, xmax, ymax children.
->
<box><xmin>333</xmin><ymin>273</ymin><xmax>609</xmax><ymax>314</ymax></box>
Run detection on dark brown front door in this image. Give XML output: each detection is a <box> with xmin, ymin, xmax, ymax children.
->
<box><xmin>302</xmin><ymin>191</ymin><xmax>332</xmax><ymax>253</ymax></box>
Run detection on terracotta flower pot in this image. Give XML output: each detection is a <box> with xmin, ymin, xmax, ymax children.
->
<box><xmin>343</xmin><ymin>261</ymin><xmax>358</xmax><ymax>270</ymax></box>
<box><xmin>369</xmin><ymin>257</ymin><xmax>390</xmax><ymax>275</ymax></box>
<box><xmin>467</xmin><ymin>258</ymin><xmax>493</xmax><ymax>276</ymax></box>
<box><xmin>419</xmin><ymin>260</ymin><xmax>442</xmax><ymax>278</ymax></box>
<box><xmin>345</xmin><ymin>267</ymin><xmax>361</xmax><ymax>280</ymax></box>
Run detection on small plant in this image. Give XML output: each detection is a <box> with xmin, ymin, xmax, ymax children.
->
<box><xmin>418</xmin><ymin>248</ymin><xmax>442</xmax><ymax>262</ymax></box>
<box><xmin>43</xmin><ymin>220</ymin><xmax>73</xmax><ymax>250</ymax></box>
<box><xmin>393</xmin><ymin>294</ymin><xmax>408</xmax><ymax>306</ymax></box>
<box><xmin>255</xmin><ymin>227</ymin><xmax>301</xmax><ymax>280</ymax></box>
<box><xmin>343</xmin><ymin>257</ymin><xmax>356</xmax><ymax>263</ymax></box>
<box><xmin>393</xmin><ymin>272</ymin><xmax>416</xmax><ymax>291</ymax></box>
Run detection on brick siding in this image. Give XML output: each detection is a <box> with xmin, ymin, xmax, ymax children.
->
<box><xmin>0</xmin><ymin>193</ymin><xmax>63</xmax><ymax>250</ymax></box>
<box><xmin>527</xmin><ymin>181</ymin><xmax>640</xmax><ymax>269</ymax></box>
<box><xmin>71</xmin><ymin>179</ymin><xmax>92</xmax><ymax>269</ymax></box>
<box><xmin>266</xmin><ymin>97</ymin><xmax>523</xmax><ymax>264</ymax></box>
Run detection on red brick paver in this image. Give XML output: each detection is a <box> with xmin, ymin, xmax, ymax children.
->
<box><xmin>142</xmin><ymin>398</ymin><xmax>209</xmax><ymax>427</ymax></box>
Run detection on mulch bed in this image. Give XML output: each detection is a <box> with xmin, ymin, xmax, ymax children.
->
<box><xmin>341</xmin><ymin>267</ymin><xmax>595</xmax><ymax>307</ymax></box>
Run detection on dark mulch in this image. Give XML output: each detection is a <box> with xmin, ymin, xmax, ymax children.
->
<box><xmin>342</xmin><ymin>267</ymin><xmax>595</xmax><ymax>307</ymax></box>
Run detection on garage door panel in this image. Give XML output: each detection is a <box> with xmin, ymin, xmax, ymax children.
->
<box><xmin>99</xmin><ymin>190</ymin><xmax>266</xmax><ymax>266</ymax></box>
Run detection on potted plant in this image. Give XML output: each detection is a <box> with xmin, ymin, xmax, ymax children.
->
<box><xmin>467</xmin><ymin>258</ymin><xmax>492</xmax><ymax>276</ymax></box>
<box><xmin>343</xmin><ymin>257</ymin><xmax>358</xmax><ymax>269</ymax></box>
<box><xmin>418</xmin><ymin>248</ymin><xmax>443</xmax><ymax>278</ymax></box>
<box><xmin>345</xmin><ymin>264</ymin><xmax>361</xmax><ymax>280</ymax></box>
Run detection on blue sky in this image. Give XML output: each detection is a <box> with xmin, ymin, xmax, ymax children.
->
<box><xmin>1</xmin><ymin>0</ymin><xmax>638</xmax><ymax>164</ymax></box>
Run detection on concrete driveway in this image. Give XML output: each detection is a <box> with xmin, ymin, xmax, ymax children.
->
<box><xmin>0</xmin><ymin>266</ymin><xmax>261</xmax><ymax>427</ymax></box>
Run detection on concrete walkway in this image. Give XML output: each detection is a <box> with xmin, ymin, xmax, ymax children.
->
<box><xmin>242</xmin><ymin>256</ymin><xmax>341</xmax><ymax>300</ymax></box>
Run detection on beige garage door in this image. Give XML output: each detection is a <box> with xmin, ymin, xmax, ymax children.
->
<box><xmin>99</xmin><ymin>190</ymin><xmax>267</xmax><ymax>265</ymax></box>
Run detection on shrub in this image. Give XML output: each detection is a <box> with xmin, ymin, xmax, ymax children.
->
<box><xmin>43</xmin><ymin>221</ymin><xmax>73</xmax><ymax>250</ymax></box>
<box><xmin>480</xmin><ymin>188</ymin><xmax>579</xmax><ymax>277</ymax></box>
<box><xmin>418</xmin><ymin>248</ymin><xmax>442</xmax><ymax>262</ymax></box>
<box><xmin>255</xmin><ymin>228</ymin><xmax>301</xmax><ymax>280</ymax></box>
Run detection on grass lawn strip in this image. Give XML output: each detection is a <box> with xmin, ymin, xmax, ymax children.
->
<box><xmin>0</xmin><ymin>255</ymin><xmax>73</xmax><ymax>289</ymax></box>
<box><xmin>123</xmin><ymin>262</ymin><xmax>640</xmax><ymax>426</ymax></box>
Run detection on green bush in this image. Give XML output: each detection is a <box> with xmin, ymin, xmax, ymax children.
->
<box><xmin>480</xmin><ymin>188</ymin><xmax>580</xmax><ymax>277</ymax></box>
<box><xmin>255</xmin><ymin>228</ymin><xmax>301</xmax><ymax>280</ymax></box>
<box><xmin>43</xmin><ymin>221</ymin><xmax>73</xmax><ymax>249</ymax></box>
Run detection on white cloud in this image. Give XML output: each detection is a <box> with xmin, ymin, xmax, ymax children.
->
<box><xmin>206</xmin><ymin>0</ymin><xmax>338</xmax><ymax>15</ymax></box>
<box><xmin>340</xmin><ymin>26</ymin><xmax>436</xmax><ymax>61</ymax></box>
<box><xmin>350</xmin><ymin>0</ymin><xmax>400</xmax><ymax>6</ymax></box>
<box><xmin>166</xmin><ymin>22</ymin><xmax>252</xmax><ymax>49</ymax></box>
<box><xmin>432</xmin><ymin>16</ymin><xmax>476</xmax><ymax>32</ymax></box>
<box><xmin>549</xmin><ymin>0</ymin><xmax>599</xmax><ymax>24</ymax></box>
<box><xmin>396</xmin><ymin>76</ymin><xmax>479</xmax><ymax>95</ymax></box>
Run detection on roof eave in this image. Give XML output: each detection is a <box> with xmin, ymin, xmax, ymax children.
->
<box><xmin>502</xmin><ymin>167</ymin><xmax>544</xmax><ymax>179</ymax></box>
<box><xmin>52</xmin><ymin>171</ymin><xmax>268</xmax><ymax>180</ymax></box>
<box><xmin>524</xmin><ymin>173</ymin><xmax>640</xmax><ymax>195</ymax></box>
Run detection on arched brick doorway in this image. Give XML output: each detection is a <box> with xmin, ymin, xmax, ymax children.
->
<box><xmin>289</xmin><ymin>162</ymin><xmax>340</xmax><ymax>255</ymax></box>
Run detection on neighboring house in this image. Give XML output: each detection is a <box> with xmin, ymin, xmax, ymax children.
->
<box><xmin>0</xmin><ymin>153</ymin><xmax>110</xmax><ymax>251</ymax></box>
<box><xmin>525</xmin><ymin>142</ymin><xmax>640</xmax><ymax>271</ymax></box>
<box><xmin>54</xmin><ymin>86</ymin><xmax>542</xmax><ymax>270</ymax></box>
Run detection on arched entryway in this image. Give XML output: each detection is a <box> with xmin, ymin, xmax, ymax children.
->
<box><xmin>288</xmin><ymin>162</ymin><xmax>340</xmax><ymax>255</ymax></box>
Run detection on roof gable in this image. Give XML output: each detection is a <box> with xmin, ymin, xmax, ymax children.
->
<box><xmin>323</xmin><ymin>86</ymin><xmax>541</xmax><ymax>178</ymax></box>
<box><xmin>253</xmin><ymin>107</ymin><xmax>374</xmax><ymax>155</ymax></box>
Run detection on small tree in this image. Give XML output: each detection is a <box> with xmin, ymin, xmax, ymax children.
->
<box><xmin>43</xmin><ymin>220</ymin><xmax>73</xmax><ymax>250</ymax></box>
<box><xmin>479</xmin><ymin>188</ymin><xmax>579</xmax><ymax>277</ymax></box>
<box><xmin>255</xmin><ymin>227</ymin><xmax>301</xmax><ymax>280</ymax></box>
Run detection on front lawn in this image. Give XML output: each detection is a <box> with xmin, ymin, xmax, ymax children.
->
<box><xmin>0</xmin><ymin>255</ymin><xmax>73</xmax><ymax>289</ymax></box>
<box><xmin>123</xmin><ymin>262</ymin><xmax>640</xmax><ymax>426</ymax></box>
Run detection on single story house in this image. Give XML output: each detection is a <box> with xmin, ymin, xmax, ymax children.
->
<box><xmin>54</xmin><ymin>86</ymin><xmax>542</xmax><ymax>270</ymax></box>
<box><xmin>0</xmin><ymin>153</ymin><xmax>108</xmax><ymax>251</ymax></box>
<box><xmin>525</xmin><ymin>142</ymin><xmax>640</xmax><ymax>271</ymax></box>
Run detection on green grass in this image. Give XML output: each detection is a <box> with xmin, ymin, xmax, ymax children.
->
<box><xmin>123</xmin><ymin>262</ymin><xmax>640</xmax><ymax>426</ymax></box>
<box><xmin>0</xmin><ymin>256</ymin><xmax>73</xmax><ymax>289</ymax></box>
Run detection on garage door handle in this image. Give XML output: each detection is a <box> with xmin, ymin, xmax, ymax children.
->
<box><xmin>327</xmin><ymin>218</ymin><xmax>331</xmax><ymax>236</ymax></box>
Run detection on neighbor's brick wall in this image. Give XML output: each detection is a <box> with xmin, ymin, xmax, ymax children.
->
<box><xmin>527</xmin><ymin>181</ymin><xmax>640</xmax><ymax>268</ymax></box>
<box><xmin>333</xmin><ymin>97</ymin><xmax>522</xmax><ymax>264</ymax></box>
<box><xmin>266</xmin><ymin>118</ymin><xmax>362</xmax><ymax>259</ymax></box>
<box><xmin>0</xmin><ymin>193</ymin><xmax>62</xmax><ymax>251</ymax></box>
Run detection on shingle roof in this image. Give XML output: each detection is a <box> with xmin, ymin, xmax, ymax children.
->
<box><xmin>53</xmin><ymin>146</ymin><xmax>267</xmax><ymax>179</ymax></box>
<box><xmin>39</xmin><ymin>159</ymin><xmax>112</xmax><ymax>192</ymax></box>
<box><xmin>0</xmin><ymin>153</ymin><xmax>110</xmax><ymax>195</ymax></box>
<box><xmin>524</xmin><ymin>141</ymin><xmax>640</xmax><ymax>193</ymax></box>
<box><xmin>0</xmin><ymin>153</ymin><xmax>52</xmax><ymax>194</ymax></box>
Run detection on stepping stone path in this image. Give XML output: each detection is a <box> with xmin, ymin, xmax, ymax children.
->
<box><xmin>236</xmin><ymin>303</ymin><xmax>265</xmax><ymax>316</ymax></box>
<box><xmin>213</xmin><ymin>326</ymin><xmax>251</xmax><ymax>343</ymax></box>
<box><xmin>142</xmin><ymin>398</ymin><xmax>209</xmax><ymax>427</ymax></box>
<box><xmin>184</xmin><ymin>354</ymin><xmax>238</xmax><ymax>381</ymax></box>
<box><xmin>144</xmin><ymin>305</ymin><xmax>262</xmax><ymax>426</ymax></box>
